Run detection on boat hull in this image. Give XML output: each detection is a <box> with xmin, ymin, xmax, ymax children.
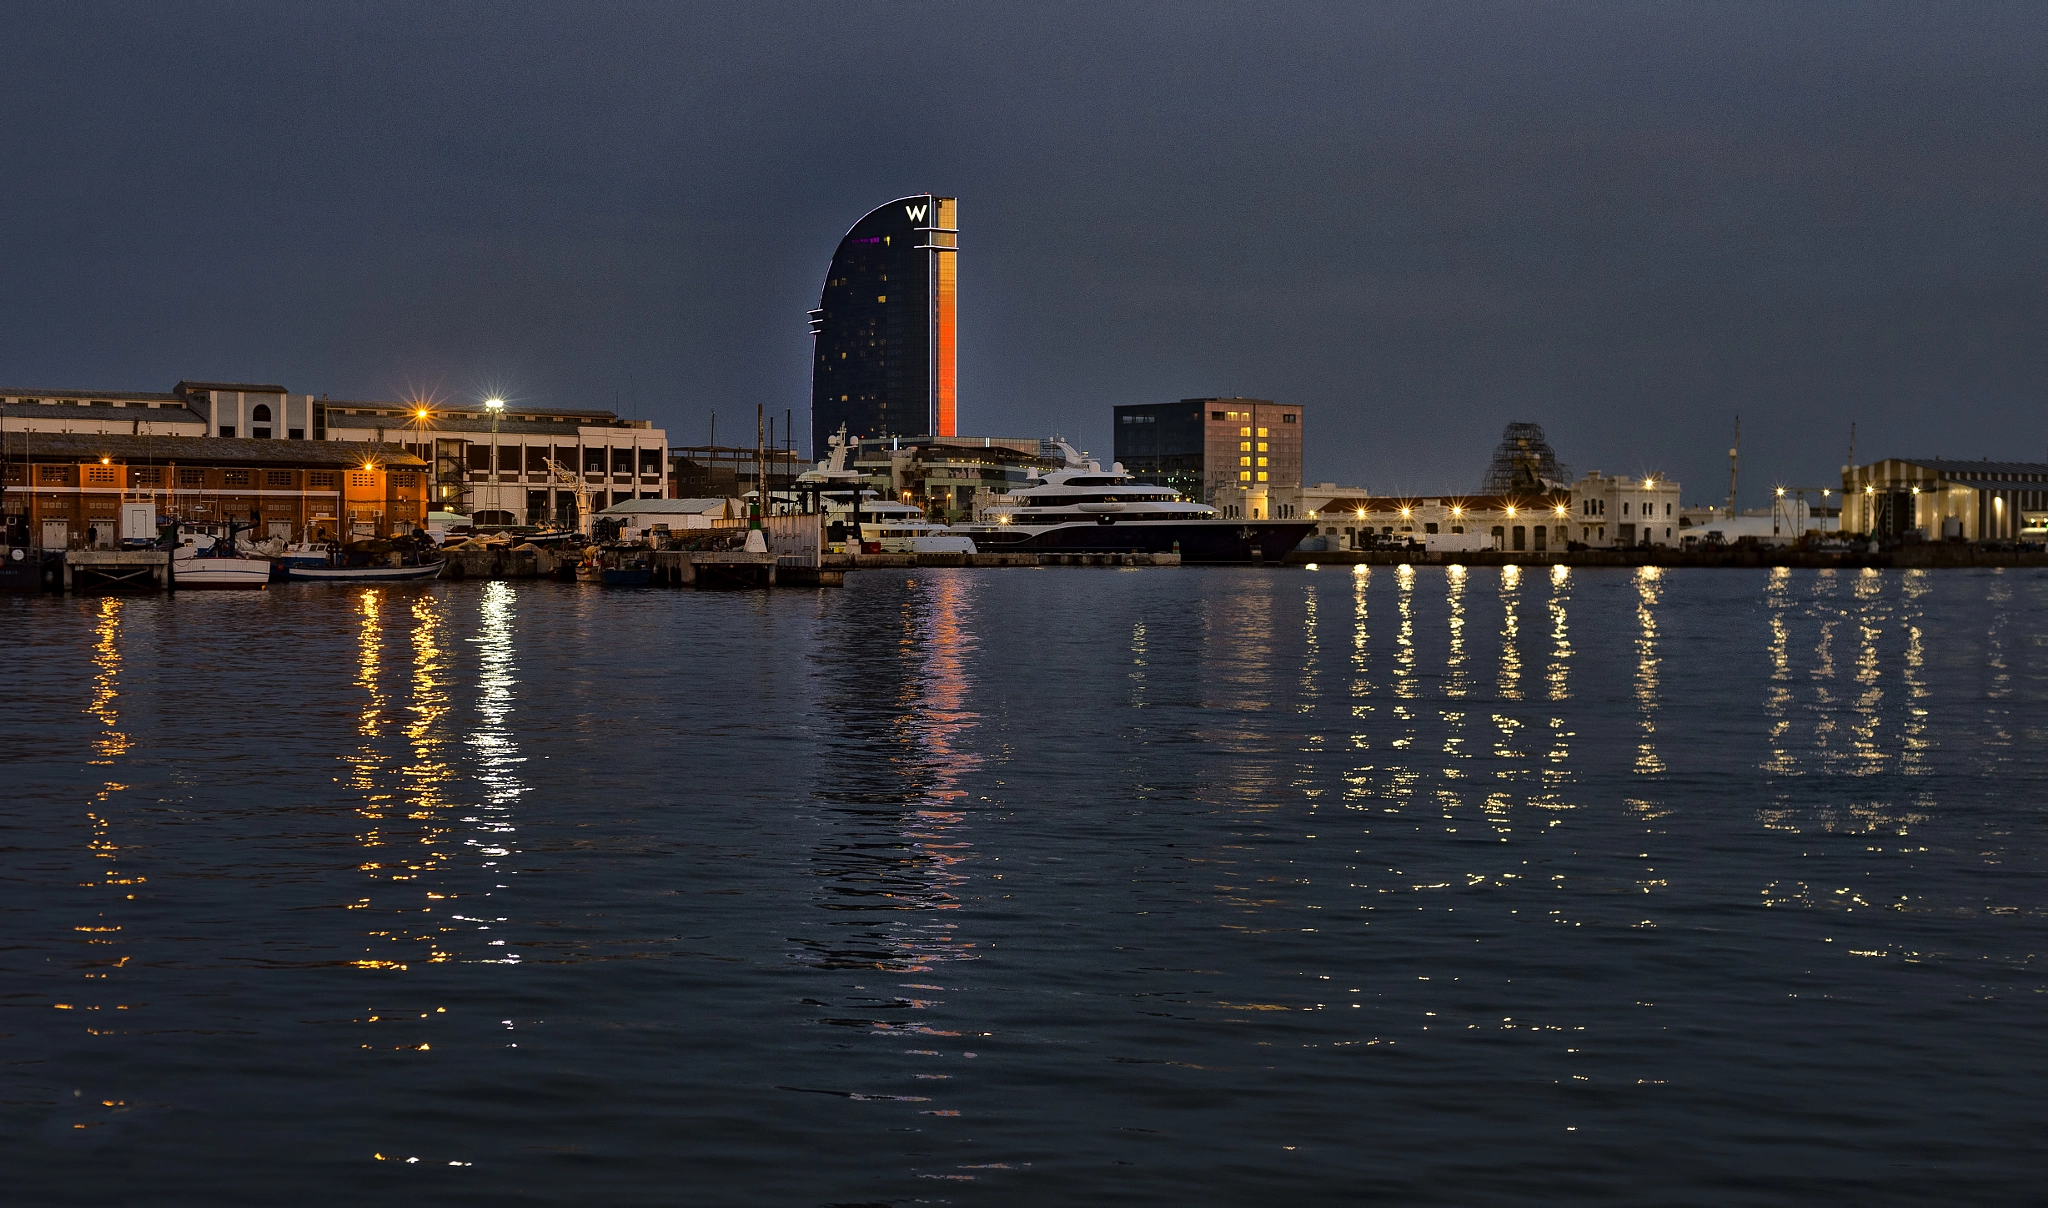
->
<box><xmin>174</xmin><ymin>559</ymin><xmax>272</xmax><ymax>590</ymax></box>
<box><xmin>282</xmin><ymin>562</ymin><xmax>445</xmax><ymax>582</ymax></box>
<box><xmin>601</xmin><ymin>568</ymin><xmax>652</xmax><ymax>586</ymax></box>
<box><xmin>967</xmin><ymin>519</ymin><xmax>1315</xmax><ymax>563</ymax></box>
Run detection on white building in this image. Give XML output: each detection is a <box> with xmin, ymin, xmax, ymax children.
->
<box><xmin>1569</xmin><ymin>472</ymin><xmax>1682</xmax><ymax>548</ymax></box>
<box><xmin>594</xmin><ymin>496</ymin><xmax>737</xmax><ymax>534</ymax></box>
<box><xmin>322</xmin><ymin>400</ymin><xmax>669</xmax><ymax>527</ymax></box>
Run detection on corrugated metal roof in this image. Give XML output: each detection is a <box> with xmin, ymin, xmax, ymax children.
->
<box><xmin>0</xmin><ymin>389</ymin><xmax>186</xmax><ymax>402</ymax></box>
<box><xmin>2</xmin><ymin>403</ymin><xmax>205</xmax><ymax>422</ymax></box>
<box><xmin>595</xmin><ymin>497</ymin><xmax>733</xmax><ymax>515</ymax></box>
<box><xmin>324</xmin><ymin>413</ymin><xmax>647</xmax><ymax>437</ymax></box>
<box><xmin>0</xmin><ymin>431</ymin><xmax>427</xmax><ymax>466</ymax></box>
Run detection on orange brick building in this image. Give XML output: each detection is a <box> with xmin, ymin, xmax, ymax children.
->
<box><xmin>0</xmin><ymin>432</ymin><xmax>427</xmax><ymax>549</ymax></box>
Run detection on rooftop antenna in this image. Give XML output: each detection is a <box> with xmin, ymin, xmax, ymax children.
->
<box><xmin>1726</xmin><ymin>415</ymin><xmax>1740</xmax><ymax>519</ymax></box>
<box><xmin>1847</xmin><ymin>421</ymin><xmax>1856</xmax><ymax>473</ymax></box>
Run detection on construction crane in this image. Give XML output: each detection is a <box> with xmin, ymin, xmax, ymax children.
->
<box><xmin>543</xmin><ymin>458</ymin><xmax>594</xmax><ymax>539</ymax></box>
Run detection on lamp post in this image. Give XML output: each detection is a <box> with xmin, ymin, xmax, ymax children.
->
<box><xmin>485</xmin><ymin>398</ymin><xmax>504</xmax><ymax>524</ymax></box>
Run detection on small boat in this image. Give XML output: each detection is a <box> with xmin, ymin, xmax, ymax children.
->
<box><xmin>284</xmin><ymin>561</ymin><xmax>444</xmax><ymax>583</ymax></box>
<box><xmin>278</xmin><ymin>536</ymin><xmax>444</xmax><ymax>583</ymax></box>
<box><xmin>172</xmin><ymin>531</ymin><xmax>270</xmax><ymax>590</ymax></box>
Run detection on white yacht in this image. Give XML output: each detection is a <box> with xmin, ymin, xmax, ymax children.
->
<box><xmin>953</xmin><ymin>443</ymin><xmax>1314</xmax><ymax>563</ymax></box>
<box><xmin>798</xmin><ymin>427</ymin><xmax>976</xmax><ymax>554</ymax></box>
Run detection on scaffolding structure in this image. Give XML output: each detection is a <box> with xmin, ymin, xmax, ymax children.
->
<box><xmin>1481</xmin><ymin>422</ymin><xmax>1573</xmax><ymax>494</ymax></box>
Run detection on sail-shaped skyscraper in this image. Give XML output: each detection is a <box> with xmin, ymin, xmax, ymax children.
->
<box><xmin>808</xmin><ymin>194</ymin><xmax>957</xmax><ymax>454</ymax></box>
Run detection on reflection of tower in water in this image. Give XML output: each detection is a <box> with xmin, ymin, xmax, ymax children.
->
<box><xmin>803</xmin><ymin>576</ymin><xmax>983</xmax><ymax>974</ymax></box>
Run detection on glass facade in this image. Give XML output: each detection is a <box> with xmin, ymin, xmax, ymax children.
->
<box><xmin>809</xmin><ymin>195</ymin><xmax>957</xmax><ymax>454</ymax></box>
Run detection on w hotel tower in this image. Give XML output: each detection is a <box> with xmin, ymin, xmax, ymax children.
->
<box><xmin>808</xmin><ymin>194</ymin><xmax>957</xmax><ymax>454</ymax></box>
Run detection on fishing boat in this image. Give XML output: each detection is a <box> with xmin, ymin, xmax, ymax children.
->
<box><xmin>172</xmin><ymin>532</ymin><xmax>271</xmax><ymax>590</ymax></box>
<box><xmin>284</xmin><ymin>560</ymin><xmax>444</xmax><ymax>583</ymax></box>
<box><xmin>278</xmin><ymin>537</ymin><xmax>444</xmax><ymax>583</ymax></box>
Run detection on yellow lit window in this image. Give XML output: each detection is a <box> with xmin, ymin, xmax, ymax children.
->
<box><xmin>1257</xmin><ymin>457</ymin><xmax>1268</xmax><ymax>467</ymax></box>
<box><xmin>1239</xmin><ymin>456</ymin><xmax>1251</xmax><ymax>467</ymax></box>
<box><xmin>1257</xmin><ymin>428</ymin><xmax>1268</xmax><ymax>438</ymax></box>
<box><xmin>1256</xmin><ymin>471</ymin><xmax>1268</xmax><ymax>481</ymax></box>
<box><xmin>1239</xmin><ymin>470</ymin><xmax>1251</xmax><ymax>481</ymax></box>
<box><xmin>1239</xmin><ymin>441</ymin><xmax>1251</xmax><ymax>452</ymax></box>
<box><xmin>877</xmin><ymin>295</ymin><xmax>886</xmax><ymax>303</ymax></box>
<box><xmin>1257</xmin><ymin>442</ymin><xmax>1268</xmax><ymax>452</ymax></box>
<box><xmin>1239</xmin><ymin>427</ymin><xmax>1252</xmax><ymax>437</ymax></box>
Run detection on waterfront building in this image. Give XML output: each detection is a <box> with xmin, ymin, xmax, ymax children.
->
<box><xmin>1840</xmin><ymin>458</ymin><xmax>2048</xmax><ymax>540</ymax></box>
<box><xmin>1</xmin><ymin>381</ymin><xmax>316</xmax><ymax>439</ymax></box>
<box><xmin>324</xmin><ymin>400</ymin><xmax>668</xmax><ymax>527</ymax></box>
<box><xmin>847</xmin><ymin>435</ymin><xmax>1045</xmax><ymax>523</ymax></box>
<box><xmin>1569</xmin><ymin>472</ymin><xmax>1682</xmax><ymax>548</ymax></box>
<box><xmin>1309</xmin><ymin>491</ymin><xmax>1573</xmax><ymax>552</ymax></box>
<box><xmin>1113</xmin><ymin>397</ymin><xmax>1304</xmax><ymax>518</ymax></box>
<box><xmin>0</xmin><ymin>431</ymin><xmax>426</xmax><ymax>549</ymax></box>
<box><xmin>809</xmin><ymin>194</ymin><xmax>959</xmax><ymax>452</ymax></box>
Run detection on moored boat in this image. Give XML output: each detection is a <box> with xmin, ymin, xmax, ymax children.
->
<box><xmin>172</xmin><ymin>531</ymin><xmax>270</xmax><ymax>590</ymax></box>
<box><xmin>283</xmin><ymin>561</ymin><xmax>444</xmax><ymax>582</ymax></box>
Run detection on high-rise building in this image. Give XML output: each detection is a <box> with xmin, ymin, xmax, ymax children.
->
<box><xmin>1113</xmin><ymin>397</ymin><xmax>1304</xmax><ymax>518</ymax></box>
<box><xmin>808</xmin><ymin>194</ymin><xmax>957</xmax><ymax>454</ymax></box>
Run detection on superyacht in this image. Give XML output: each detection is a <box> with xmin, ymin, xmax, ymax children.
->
<box><xmin>955</xmin><ymin>444</ymin><xmax>1312</xmax><ymax>563</ymax></box>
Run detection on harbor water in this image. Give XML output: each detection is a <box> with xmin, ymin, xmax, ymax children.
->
<box><xmin>2</xmin><ymin>566</ymin><xmax>2044</xmax><ymax>1204</ymax></box>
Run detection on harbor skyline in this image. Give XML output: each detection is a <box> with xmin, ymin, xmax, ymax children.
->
<box><xmin>3</xmin><ymin>6</ymin><xmax>2047</xmax><ymax>506</ymax></box>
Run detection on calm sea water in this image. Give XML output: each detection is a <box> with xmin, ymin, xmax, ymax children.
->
<box><xmin>3</xmin><ymin>566</ymin><xmax>2044</xmax><ymax>1205</ymax></box>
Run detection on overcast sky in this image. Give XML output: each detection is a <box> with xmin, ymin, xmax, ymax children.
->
<box><xmin>4</xmin><ymin>3</ymin><xmax>2045</xmax><ymax>503</ymax></box>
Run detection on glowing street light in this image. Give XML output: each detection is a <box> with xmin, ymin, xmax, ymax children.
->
<box><xmin>485</xmin><ymin>397</ymin><xmax>506</xmax><ymax>519</ymax></box>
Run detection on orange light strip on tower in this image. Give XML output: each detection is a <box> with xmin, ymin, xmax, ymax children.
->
<box><xmin>933</xmin><ymin>196</ymin><xmax>957</xmax><ymax>438</ymax></box>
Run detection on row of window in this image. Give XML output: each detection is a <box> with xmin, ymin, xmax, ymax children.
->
<box><xmin>1210</xmin><ymin>412</ymin><xmax>1299</xmax><ymax>424</ymax></box>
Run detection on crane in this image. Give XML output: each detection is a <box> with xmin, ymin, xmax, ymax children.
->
<box><xmin>543</xmin><ymin>458</ymin><xmax>594</xmax><ymax>539</ymax></box>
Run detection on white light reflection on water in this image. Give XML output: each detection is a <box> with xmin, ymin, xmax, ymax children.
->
<box><xmin>462</xmin><ymin>582</ymin><xmax>525</xmax><ymax>964</ymax></box>
<box><xmin>1633</xmin><ymin>567</ymin><xmax>1665</xmax><ymax>776</ymax></box>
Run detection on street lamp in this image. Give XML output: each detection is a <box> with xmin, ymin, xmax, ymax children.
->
<box><xmin>485</xmin><ymin>398</ymin><xmax>505</xmax><ymax>523</ymax></box>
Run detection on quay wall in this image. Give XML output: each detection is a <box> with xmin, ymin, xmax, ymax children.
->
<box><xmin>1286</xmin><ymin>546</ymin><xmax>2048</xmax><ymax>570</ymax></box>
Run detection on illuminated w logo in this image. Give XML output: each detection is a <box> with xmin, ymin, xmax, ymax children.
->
<box><xmin>904</xmin><ymin>203</ymin><xmax>926</xmax><ymax>222</ymax></box>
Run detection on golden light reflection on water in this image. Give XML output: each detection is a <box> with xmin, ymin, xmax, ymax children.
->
<box><xmin>79</xmin><ymin>597</ymin><xmax>137</xmax><ymax>1004</ymax></box>
<box><xmin>461</xmin><ymin>581</ymin><xmax>524</xmax><ymax>963</ymax></box>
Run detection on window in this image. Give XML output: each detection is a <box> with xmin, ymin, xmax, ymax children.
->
<box><xmin>219</xmin><ymin>426</ymin><xmax>236</xmax><ymax>438</ymax></box>
<box><xmin>1665</xmin><ymin>503</ymin><xmax>1672</xmax><ymax>516</ymax></box>
<box><xmin>1257</xmin><ymin>443</ymin><xmax>1268</xmax><ymax>453</ymax></box>
<box><xmin>86</xmin><ymin>467</ymin><xmax>117</xmax><ymax>485</ymax></box>
<box><xmin>640</xmin><ymin>449</ymin><xmax>663</xmax><ymax>475</ymax></box>
<box><xmin>287</xmin><ymin>429</ymin><xmax>303</xmax><ymax>440</ymax></box>
<box><xmin>179</xmin><ymin>468</ymin><xmax>203</xmax><ymax>486</ymax></box>
<box><xmin>1239</xmin><ymin>456</ymin><xmax>1251</xmax><ymax>467</ymax></box>
<box><xmin>1239</xmin><ymin>427</ymin><xmax>1251</xmax><ymax>437</ymax></box>
<box><xmin>309</xmin><ymin>472</ymin><xmax>335</xmax><ymax>488</ymax></box>
<box><xmin>1256</xmin><ymin>471</ymin><xmax>1268</xmax><ymax>482</ymax></box>
<box><xmin>252</xmin><ymin>404</ymin><xmax>272</xmax><ymax>422</ymax></box>
<box><xmin>1282</xmin><ymin>413</ymin><xmax>1297</xmax><ymax>423</ymax></box>
<box><xmin>133</xmin><ymin>468</ymin><xmax>161</xmax><ymax>487</ymax></box>
<box><xmin>1239</xmin><ymin>470</ymin><xmax>1251</xmax><ymax>481</ymax></box>
<box><xmin>1623</xmin><ymin>501</ymin><xmax>1630</xmax><ymax>515</ymax></box>
<box><xmin>1239</xmin><ymin>442</ymin><xmax>1250</xmax><ymax>452</ymax></box>
<box><xmin>1257</xmin><ymin>428</ymin><xmax>1268</xmax><ymax>438</ymax></box>
<box><xmin>1257</xmin><ymin>458</ymin><xmax>1268</xmax><ymax>467</ymax></box>
<box><xmin>350</xmin><ymin>472</ymin><xmax>378</xmax><ymax>489</ymax></box>
<box><xmin>223</xmin><ymin>470</ymin><xmax>251</xmax><ymax>486</ymax></box>
<box><xmin>1212</xmin><ymin>411</ymin><xmax>1226</xmax><ymax>420</ymax></box>
<box><xmin>1424</xmin><ymin>522</ymin><xmax>1439</xmax><ymax>533</ymax></box>
<box><xmin>267</xmin><ymin>471</ymin><xmax>292</xmax><ymax>487</ymax></box>
<box><xmin>612</xmin><ymin>449</ymin><xmax>633</xmax><ymax>474</ymax></box>
<box><xmin>393</xmin><ymin>472</ymin><xmax>417</xmax><ymax>487</ymax></box>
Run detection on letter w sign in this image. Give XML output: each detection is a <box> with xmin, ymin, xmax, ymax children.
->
<box><xmin>904</xmin><ymin>203</ymin><xmax>926</xmax><ymax>222</ymax></box>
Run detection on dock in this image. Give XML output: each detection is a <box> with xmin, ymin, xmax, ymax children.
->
<box><xmin>62</xmin><ymin>550</ymin><xmax>171</xmax><ymax>592</ymax></box>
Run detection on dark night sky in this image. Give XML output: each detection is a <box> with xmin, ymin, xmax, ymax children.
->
<box><xmin>4</xmin><ymin>3</ymin><xmax>2046</xmax><ymax>503</ymax></box>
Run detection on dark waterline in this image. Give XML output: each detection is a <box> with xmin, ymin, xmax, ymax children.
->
<box><xmin>2</xmin><ymin>567</ymin><xmax>2043</xmax><ymax>1205</ymax></box>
